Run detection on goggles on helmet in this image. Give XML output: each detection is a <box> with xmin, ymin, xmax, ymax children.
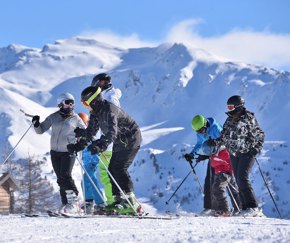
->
<box><xmin>81</xmin><ymin>87</ymin><xmax>101</xmax><ymax>107</ymax></box>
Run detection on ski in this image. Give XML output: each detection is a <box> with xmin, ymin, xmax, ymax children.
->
<box><xmin>47</xmin><ymin>209</ymin><xmax>179</xmax><ymax>220</ymax></box>
<box><xmin>24</xmin><ymin>213</ymin><xmax>40</xmax><ymax>217</ymax></box>
<box><xmin>47</xmin><ymin>210</ymin><xmax>62</xmax><ymax>217</ymax></box>
<box><xmin>60</xmin><ymin>213</ymin><xmax>179</xmax><ymax>220</ymax></box>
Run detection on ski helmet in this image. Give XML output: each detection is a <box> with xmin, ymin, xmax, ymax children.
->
<box><xmin>81</xmin><ymin>86</ymin><xmax>102</xmax><ymax>107</ymax></box>
<box><xmin>78</xmin><ymin>112</ymin><xmax>89</xmax><ymax>125</ymax></box>
<box><xmin>192</xmin><ymin>115</ymin><xmax>207</xmax><ymax>132</ymax></box>
<box><xmin>91</xmin><ymin>73</ymin><xmax>112</xmax><ymax>90</ymax></box>
<box><xmin>57</xmin><ymin>93</ymin><xmax>75</xmax><ymax>106</ymax></box>
<box><xmin>227</xmin><ymin>95</ymin><xmax>245</xmax><ymax>112</ymax></box>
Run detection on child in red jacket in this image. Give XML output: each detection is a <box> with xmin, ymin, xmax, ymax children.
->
<box><xmin>210</xmin><ymin>146</ymin><xmax>241</xmax><ymax>216</ymax></box>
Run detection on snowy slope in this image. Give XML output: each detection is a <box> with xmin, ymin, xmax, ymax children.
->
<box><xmin>0</xmin><ymin>214</ymin><xmax>290</xmax><ymax>243</ymax></box>
<box><xmin>0</xmin><ymin>36</ymin><xmax>290</xmax><ymax>219</ymax></box>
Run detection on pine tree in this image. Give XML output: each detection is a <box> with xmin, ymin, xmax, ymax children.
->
<box><xmin>14</xmin><ymin>155</ymin><xmax>57</xmax><ymax>214</ymax></box>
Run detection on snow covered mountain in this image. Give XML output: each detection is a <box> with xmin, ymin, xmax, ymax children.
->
<box><xmin>0</xmin><ymin>36</ymin><xmax>289</xmax><ymax>218</ymax></box>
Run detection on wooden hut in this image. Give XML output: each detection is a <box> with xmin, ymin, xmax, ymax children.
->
<box><xmin>0</xmin><ymin>172</ymin><xmax>18</xmax><ymax>214</ymax></box>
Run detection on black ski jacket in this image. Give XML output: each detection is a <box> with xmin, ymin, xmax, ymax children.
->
<box><xmin>85</xmin><ymin>100</ymin><xmax>142</xmax><ymax>152</ymax></box>
<box><xmin>218</xmin><ymin>109</ymin><xmax>264</xmax><ymax>155</ymax></box>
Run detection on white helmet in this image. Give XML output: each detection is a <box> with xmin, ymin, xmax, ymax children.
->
<box><xmin>57</xmin><ymin>93</ymin><xmax>75</xmax><ymax>106</ymax></box>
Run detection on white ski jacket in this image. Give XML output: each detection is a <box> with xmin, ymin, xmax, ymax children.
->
<box><xmin>34</xmin><ymin>111</ymin><xmax>86</xmax><ymax>152</ymax></box>
<box><xmin>101</xmin><ymin>87</ymin><xmax>122</xmax><ymax>108</ymax></box>
<box><xmin>99</xmin><ymin>86</ymin><xmax>122</xmax><ymax>151</ymax></box>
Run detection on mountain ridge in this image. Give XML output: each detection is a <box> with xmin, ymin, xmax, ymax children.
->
<box><xmin>0</xmin><ymin>36</ymin><xmax>289</xmax><ymax>218</ymax></box>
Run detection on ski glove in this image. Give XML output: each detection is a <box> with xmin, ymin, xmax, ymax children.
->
<box><xmin>74</xmin><ymin>127</ymin><xmax>86</xmax><ymax>138</ymax></box>
<box><xmin>32</xmin><ymin>115</ymin><xmax>40</xmax><ymax>127</ymax></box>
<box><xmin>196</xmin><ymin>155</ymin><xmax>210</xmax><ymax>163</ymax></box>
<box><xmin>88</xmin><ymin>136</ymin><xmax>109</xmax><ymax>155</ymax></box>
<box><xmin>87</xmin><ymin>144</ymin><xmax>100</xmax><ymax>155</ymax></box>
<box><xmin>249</xmin><ymin>148</ymin><xmax>259</xmax><ymax>157</ymax></box>
<box><xmin>184</xmin><ymin>153</ymin><xmax>194</xmax><ymax>162</ymax></box>
<box><xmin>207</xmin><ymin>138</ymin><xmax>217</xmax><ymax>147</ymax></box>
<box><xmin>67</xmin><ymin>139</ymin><xmax>87</xmax><ymax>154</ymax></box>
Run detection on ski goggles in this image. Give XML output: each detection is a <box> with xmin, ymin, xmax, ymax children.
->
<box><xmin>81</xmin><ymin>88</ymin><xmax>102</xmax><ymax>107</ymax></box>
<box><xmin>227</xmin><ymin>104</ymin><xmax>236</xmax><ymax>111</ymax></box>
<box><xmin>196</xmin><ymin>126</ymin><xmax>207</xmax><ymax>134</ymax></box>
<box><xmin>59</xmin><ymin>99</ymin><xmax>74</xmax><ymax>107</ymax></box>
<box><xmin>82</xmin><ymin>100</ymin><xmax>90</xmax><ymax>107</ymax></box>
<box><xmin>64</xmin><ymin>99</ymin><xmax>74</xmax><ymax>105</ymax></box>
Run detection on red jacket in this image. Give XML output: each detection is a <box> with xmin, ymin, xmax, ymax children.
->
<box><xmin>210</xmin><ymin>149</ymin><xmax>233</xmax><ymax>175</ymax></box>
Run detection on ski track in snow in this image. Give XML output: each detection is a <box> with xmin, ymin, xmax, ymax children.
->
<box><xmin>0</xmin><ymin>215</ymin><xmax>290</xmax><ymax>243</ymax></box>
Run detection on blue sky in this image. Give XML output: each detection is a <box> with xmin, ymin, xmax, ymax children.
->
<box><xmin>1</xmin><ymin>0</ymin><xmax>290</xmax><ymax>70</ymax></box>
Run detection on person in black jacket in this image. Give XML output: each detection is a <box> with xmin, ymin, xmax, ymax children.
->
<box><xmin>208</xmin><ymin>95</ymin><xmax>265</xmax><ymax>217</ymax></box>
<box><xmin>67</xmin><ymin>86</ymin><xmax>142</xmax><ymax>215</ymax></box>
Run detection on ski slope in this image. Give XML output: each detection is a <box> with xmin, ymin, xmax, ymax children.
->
<box><xmin>1</xmin><ymin>214</ymin><xmax>289</xmax><ymax>243</ymax></box>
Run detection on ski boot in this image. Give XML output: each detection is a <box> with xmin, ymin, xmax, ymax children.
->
<box><xmin>60</xmin><ymin>190</ymin><xmax>81</xmax><ymax>215</ymax></box>
<box><xmin>81</xmin><ymin>201</ymin><xmax>94</xmax><ymax>215</ymax></box>
<box><xmin>109</xmin><ymin>192</ymin><xmax>144</xmax><ymax>216</ymax></box>
<box><xmin>93</xmin><ymin>203</ymin><xmax>106</xmax><ymax>215</ymax></box>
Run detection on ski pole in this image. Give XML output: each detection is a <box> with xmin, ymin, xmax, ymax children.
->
<box><xmin>255</xmin><ymin>158</ymin><xmax>282</xmax><ymax>219</ymax></box>
<box><xmin>75</xmin><ymin>155</ymin><xmax>107</xmax><ymax>206</ymax></box>
<box><xmin>188</xmin><ymin>160</ymin><xmax>204</xmax><ymax>195</ymax></box>
<box><xmin>20</xmin><ymin>109</ymin><xmax>35</xmax><ymax>118</ymax></box>
<box><xmin>100</xmin><ymin>152</ymin><xmax>139</xmax><ymax>215</ymax></box>
<box><xmin>79</xmin><ymin>153</ymin><xmax>87</xmax><ymax>214</ymax></box>
<box><xmin>165</xmin><ymin>170</ymin><xmax>192</xmax><ymax>205</ymax></box>
<box><xmin>226</xmin><ymin>185</ymin><xmax>240</xmax><ymax>213</ymax></box>
<box><xmin>1</xmin><ymin>123</ymin><xmax>34</xmax><ymax>165</ymax></box>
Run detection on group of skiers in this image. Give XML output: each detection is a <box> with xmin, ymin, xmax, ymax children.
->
<box><xmin>32</xmin><ymin>73</ymin><xmax>142</xmax><ymax>216</ymax></box>
<box><xmin>184</xmin><ymin>95</ymin><xmax>265</xmax><ymax>217</ymax></box>
<box><xmin>31</xmin><ymin>72</ymin><xmax>265</xmax><ymax>217</ymax></box>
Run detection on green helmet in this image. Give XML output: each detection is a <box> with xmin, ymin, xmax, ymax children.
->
<box><xmin>191</xmin><ymin>115</ymin><xmax>207</xmax><ymax>131</ymax></box>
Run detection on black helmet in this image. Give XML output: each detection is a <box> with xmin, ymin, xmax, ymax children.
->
<box><xmin>91</xmin><ymin>73</ymin><xmax>112</xmax><ymax>90</ymax></box>
<box><xmin>81</xmin><ymin>86</ymin><xmax>102</xmax><ymax>107</ymax></box>
<box><xmin>226</xmin><ymin>95</ymin><xmax>245</xmax><ymax>114</ymax></box>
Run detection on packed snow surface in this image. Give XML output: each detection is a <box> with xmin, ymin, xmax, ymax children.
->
<box><xmin>1</xmin><ymin>214</ymin><xmax>289</xmax><ymax>243</ymax></box>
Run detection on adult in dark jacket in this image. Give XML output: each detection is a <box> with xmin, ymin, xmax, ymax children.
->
<box><xmin>32</xmin><ymin>93</ymin><xmax>86</xmax><ymax>214</ymax></box>
<box><xmin>208</xmin><ymin>95</ymin><xmax>265</xmax><ymax>217</ymax></box>
<box><xmin>68</xmin><ymin>86</ymin><xmax>142</xmax><ymax>214</ymax></box>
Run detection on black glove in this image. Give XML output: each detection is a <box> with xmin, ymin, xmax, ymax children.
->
<box><xmin>67</xmin><ymin>144</ymin><xmax>77</xmax><ymax>154</ymax></box>
<box><xmin>74</xmin><ymin>127</ymin><xmax>86</xmax><ymax>138</ymax></box>
<box><xmin>88</xmin><ymin>138</ymin><xmax>109</xmax><ymax>154</ymax></box>
<box><xmin>184</xmin><ymin>153</ymin><xmax>194</xmax><ymax>162</ymax></box>
<box><xmin>87</xmin><ymin>143</ymin><xmax>100</xmax><ymax>155</ymax></box>
<box><xmin>196</xmin><ymin>155</ymin><xmax>210</xmax><ymax>163</ymax></box>
<box><xmin>32</xmin><ymin>115</ymin><xmax>40</xmax><ymax>127</ymax></box>
<box><xmin>207</xmin><ymin>138</ymin><xmax>217</xmax><ymax>147</ymax></box>
<box><xmin>67</xmin><ymin>139</ymin><xmax>87</xmax><ymax>154</ymax></box>
<box><xmin>249</xmin><ymin>148</ymin><xmax>259</xmax><ymax>157</ymax></box>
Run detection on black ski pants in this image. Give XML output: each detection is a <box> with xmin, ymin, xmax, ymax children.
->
<box><xmin>211</xmin><ymin>172</ymin><xmax>241</xmax><ymax>211</ymax></box>
<box><xmin>50</xmin><ymin>150</ymin><xmax>79</xmax><ymax>205</ymax></box>
<box><xmin>230</xmin><ymin>152</ymin><xmax>258</xmax><ymax>209</ymax></box>
<box><xmin>108</xmin><ymin>146</ymin><xmax>140</xmax><ymax>196</ymax></box>
<box><xmin>203</xmin><ymin>161</ymin><xmax>214</xmax><ymax>209</ymax></box>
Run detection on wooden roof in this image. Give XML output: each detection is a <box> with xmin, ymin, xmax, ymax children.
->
<box><xmin>0</xmin><ymin>173</ymin><xmax>19</xmax><ymax>190</ymax></box>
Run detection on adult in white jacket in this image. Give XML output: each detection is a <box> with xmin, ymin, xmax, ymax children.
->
<box><xmin>32</xmin><ymin>93</ymin><xmax>86</xmax><ymax>214</ymax></box>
